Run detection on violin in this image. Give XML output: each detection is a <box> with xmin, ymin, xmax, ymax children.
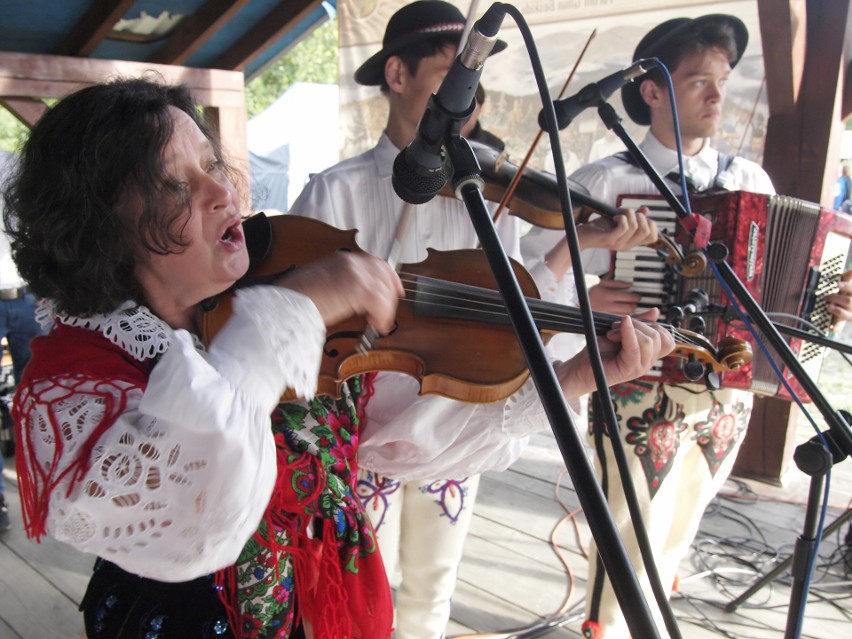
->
<box><xmin>202</xmin><ymin>214</ymin><xmax>751</xmax><ymax>403</ymax></box>
<box><xmin>443</xmin><ymin>143</ymin><xmax>708</xmax><ymax>277</ymax></box>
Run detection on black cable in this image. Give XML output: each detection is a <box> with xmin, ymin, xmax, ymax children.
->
<box><xmin>682</xmin><ymin>485</ymin><xmax>852</xmax><ymax>636</ymax></box>
<box><xmin>441</xmin><ymin>5</ymin><xmax>669</xmax><ymax>638</ymax></box>
<box><xmin>500</xmin><ymin>4</ymin><xmax>678</xmax><ymax>638</ymax></box>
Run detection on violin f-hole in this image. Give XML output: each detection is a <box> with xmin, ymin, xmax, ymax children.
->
<box><xmin>325</xmin><ymin>321</ymin><xmax>399</xmax><ymax>357</ymax></box>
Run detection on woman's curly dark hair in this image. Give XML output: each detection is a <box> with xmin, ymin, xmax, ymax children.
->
<box><xmin>2</xmin><ymin>75</ymin><xmax>245</xmax><ymax>317</ymax></box>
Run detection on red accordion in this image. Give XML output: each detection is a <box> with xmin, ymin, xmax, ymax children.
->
<box><xmin>611</xmin><ymin>190</ymin><xmax>852</xmax><ymax>399</ymax></box>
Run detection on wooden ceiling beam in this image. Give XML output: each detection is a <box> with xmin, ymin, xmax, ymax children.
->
<box><xmin>0</xmin><ymin>98</ymin><xmax>48</xmax><ymax>127</ymax></box>
<box><xmin>59</xmin><ymin>0</ymin><xmax>136</xmax><ymax>57</ymax></box>
<box><xmin>757</xmin><ymin>0</ymin><xmax>806</xmax><ymax>115</ymax></box>
<box><xmin>0</xmin><ymin>51</ymin><xmax>248</xmax><ymax>162</ymax></box>
<box><xmin>212</xmin><ymin>0</ymin><xmax>321</xmax><ymax>72</ymax></box>
<box><xmin>0</xmin><ymin>51</ymin><xmax>244</xmax><ymax>104</ymax></box>
<box><xmin>760</xmin><ymin>0</ymin><xmax>851</xmax><ymax>204</ymax></box>
<box><xmin>149</xmin><ymin>0</ymin><xmax>252</xmax><ymax>66</ymax></box>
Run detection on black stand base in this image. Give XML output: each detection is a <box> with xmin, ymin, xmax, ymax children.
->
<box><xmin>724</xmin><ymin>422</ymin><xmax>849</xmax><ymax>639</ymax></box>
<box><xmin>725</xmin><ymin>504</ymin><xmax>852</xmax><ymax>612</ymax></box>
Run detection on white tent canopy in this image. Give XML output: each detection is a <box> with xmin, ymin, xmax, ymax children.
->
<box><xmin>247</xmin><ymin>82</ymin><xmax>339</xmax><ymax>212</ymax></box>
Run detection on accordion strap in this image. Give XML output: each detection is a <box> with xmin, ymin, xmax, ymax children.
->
<box><xmin>613</xmin><ymin>150</ymin><xmax>736</xmax><ymax>193</ymax></box>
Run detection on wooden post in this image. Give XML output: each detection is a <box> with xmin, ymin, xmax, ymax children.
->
<box><xmin>735</xmin><ymin>0</ymin><xmax>852</xmax><ymax>484</ymax></box>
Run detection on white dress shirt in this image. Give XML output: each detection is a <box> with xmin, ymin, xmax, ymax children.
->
<box><xmin>569</xmin><ymin>131</ymin><xmax>776</xmax><ymax>275</ymax></box>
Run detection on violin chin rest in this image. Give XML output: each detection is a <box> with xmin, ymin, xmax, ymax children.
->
<box><xmin>243</xmin><ymin>212</ymin><xmax>274</xmax><ymax>268</ymax></box>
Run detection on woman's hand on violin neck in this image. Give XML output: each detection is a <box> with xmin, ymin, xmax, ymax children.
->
<box><xmin>275</xmin><ymin>252</ymin><xmax>404</xmax><ymax>333</ymax></box>
<box><xmin>577</xmin><ymin>206</ymin><xmax>658</xmax><ymax>252</ymax></box>
<box><xmin>555</xmin><ymin>314</ymin><xmax>675</xmax><ymax>400</ymax></box>
<box><xmin>600</xmin><ymin>314</ymin><xmax>675</xmax><ymax>383</ymax></box>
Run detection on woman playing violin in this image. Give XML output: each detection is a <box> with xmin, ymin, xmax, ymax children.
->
<box><xmin>3</xmin><ymin>77</ymin><xmax>401</xmax><ymax>639</ymax></box>
<box><xmin>3</xmin><ymin>76</ymin><xmax>672</xmax><ymax>639</ymax></box>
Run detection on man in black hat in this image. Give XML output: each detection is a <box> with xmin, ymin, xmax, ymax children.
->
<box><xmin>290</xmin><ymin>2</ymin><xmax>672</xmax><ymax>637</ymax></box>
<box><xmin>562</xmin><ymin>14</ymin><xmax>852</xmax><ymax>639</ymax></box>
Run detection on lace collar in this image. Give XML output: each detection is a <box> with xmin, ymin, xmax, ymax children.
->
<box><xmin>37</xmin><ymin>299</ymin><xmax>174</xmax><ymax>362</ymax></box>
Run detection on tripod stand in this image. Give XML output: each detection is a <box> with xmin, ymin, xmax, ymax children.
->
<box><xmin>724</xmin><ymin>423</ymin><xmax>851</xmax><ymax>629</ymax></box>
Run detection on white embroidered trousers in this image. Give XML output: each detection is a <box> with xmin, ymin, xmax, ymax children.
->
<box><xmin>358</xmin><ymin>470</ymin><xmax>480</xmax><ymax>639</ymax></box>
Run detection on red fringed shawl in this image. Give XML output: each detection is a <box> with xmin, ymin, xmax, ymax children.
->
<box><xmin>14</xmin><ymin>323</ymin><xmax>393</xmax><ymax>639</ymax></box>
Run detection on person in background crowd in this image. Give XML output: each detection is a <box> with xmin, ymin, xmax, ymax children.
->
<box><xmin>834</xmin><ymin>162</ymin><xmax>852</xmax><ymax>211</ymax></box>
<box><xmin>0</xmin><ymin>149</ymin><xmax>45</xmax><ymax>533</ymax></box>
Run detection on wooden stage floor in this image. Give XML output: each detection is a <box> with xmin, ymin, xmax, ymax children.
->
<box><xmin>2</xmin><ymin>364</ymin><xmax>851</xmax><ymax>639</ymax></box>
<box><xmin>2</xmin><ymin>421</ymin><xmax>850</xmax><ymax>639</ymax></box>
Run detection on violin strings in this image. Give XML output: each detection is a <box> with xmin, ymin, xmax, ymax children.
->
<box><xmin>397</xmin><ymin>271</ymin><xmax>598</xmax><ymax>330</ymax></box>
<box><xmin>394</xmin><ymin>271</ymin><xmax>713</xmax><ymax>352</ymax></box>
<box><xmin>396</xmin><ymin>272</ymin><xmax>599</xmax><ymax>335</ymax></box>
<box><xmin>398</xmin><ymin>272</ymin><xmax>698</xmax><ymax>345</ymax></box>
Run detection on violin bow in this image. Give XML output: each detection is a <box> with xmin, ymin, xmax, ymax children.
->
<box><xmin>491</xmin><ymin>28</ymin><xmax>597</xmax><ymax>224</ymax></box>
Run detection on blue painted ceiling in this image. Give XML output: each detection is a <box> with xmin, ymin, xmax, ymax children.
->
<box><xmin>0</xmin><ymin>0</ymin><xmax>336</xmax><ymax>81</ymax></box>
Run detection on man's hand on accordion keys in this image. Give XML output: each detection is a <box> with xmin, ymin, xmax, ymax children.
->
<box><xmin>577</xmin><ymin>205</ymin><xmax>659</xmax><ymax>252</ymax></box>
<box><xmin>827</xmin><ymin>269</ymin><xmax>852</xmax><ymax>331</ymax></box>
<box><xmin>589</xmin><ymin>278</ymin><xmax>642</xmax><ymax>315</ymax></box>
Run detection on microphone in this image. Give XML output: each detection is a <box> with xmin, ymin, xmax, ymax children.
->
<box><xmin>392</xmin><ymin>3</ymin><xmax>506</xmax><ymax>204</ymax></box>
<box><xmin>538</xmin><ymin>58</ymin><xmax>656</xmax><ymax>131</ymax></box>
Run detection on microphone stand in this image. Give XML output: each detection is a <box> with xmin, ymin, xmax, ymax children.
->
<box><xmin>594</xmin><ymin>100</ymin><xmax>852</xmax><ymax>638</ymax></box>
<box><xmin>442</xmin><ymin>132</ymin><xmax>662</xmax><ymax>639</ymax></box>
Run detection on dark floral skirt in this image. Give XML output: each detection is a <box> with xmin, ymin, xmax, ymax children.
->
<box><xmin>80</xmin><ymin>559</ymin><xmax>305</xmax><ymax>639</ymax></box>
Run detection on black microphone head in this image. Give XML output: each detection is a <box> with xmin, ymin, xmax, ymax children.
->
<box><xmin>391</xmin><ymin>148</ymin><xmax>449</xmax><ymax>204</ymax></box>
<box><xmin>538</xmin><ymin>91</ymin><xmax>582</xmax><ymax>132</ymax></box>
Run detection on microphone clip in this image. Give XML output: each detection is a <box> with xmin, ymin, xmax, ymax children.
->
<box><xmin>447</xmin><ymin>136</ymin><xmax>486</xmax><ymax>200</ymax></box>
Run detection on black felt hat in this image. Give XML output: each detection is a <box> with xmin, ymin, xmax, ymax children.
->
<box><xmin>354</xmin><ymin>0</ymin><xmax>507</xmax><ymax>86</ymax></box>
<box><xmin>621</xmin><ymin>14</ymin><xmax>748</xmax><ymax>125</ymax></box>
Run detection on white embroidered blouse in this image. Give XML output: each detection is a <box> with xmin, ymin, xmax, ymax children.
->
<box><xmin>19</xmin><ymin>286</ymin><xmax>325</xmax><ymax>583</ymax></box>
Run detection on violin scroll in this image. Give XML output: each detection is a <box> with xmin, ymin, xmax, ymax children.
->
<box><xmin>680</xmin><ymin>249</ymin><xmax>708</xmax><ymax>277</ymax></box>
<box><xmin>715</xmin><ymin>336</ymin><xmax>753</xmax><ymax>371</ymax></box>
<box><xmin>667</xmin><ymin>329</ymin><xmax>752</xmax><ymax>385</ymax></box>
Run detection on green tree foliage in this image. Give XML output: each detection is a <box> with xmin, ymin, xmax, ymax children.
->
<box><xmin>245</xmin><ymin>15</ymin><xmax>339</xmax><ymax>118</ymax></box>
<box><xmin>0</xmin><ymin>109</ymin><xmax>30</xmax><ymax>154</ymax></box>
